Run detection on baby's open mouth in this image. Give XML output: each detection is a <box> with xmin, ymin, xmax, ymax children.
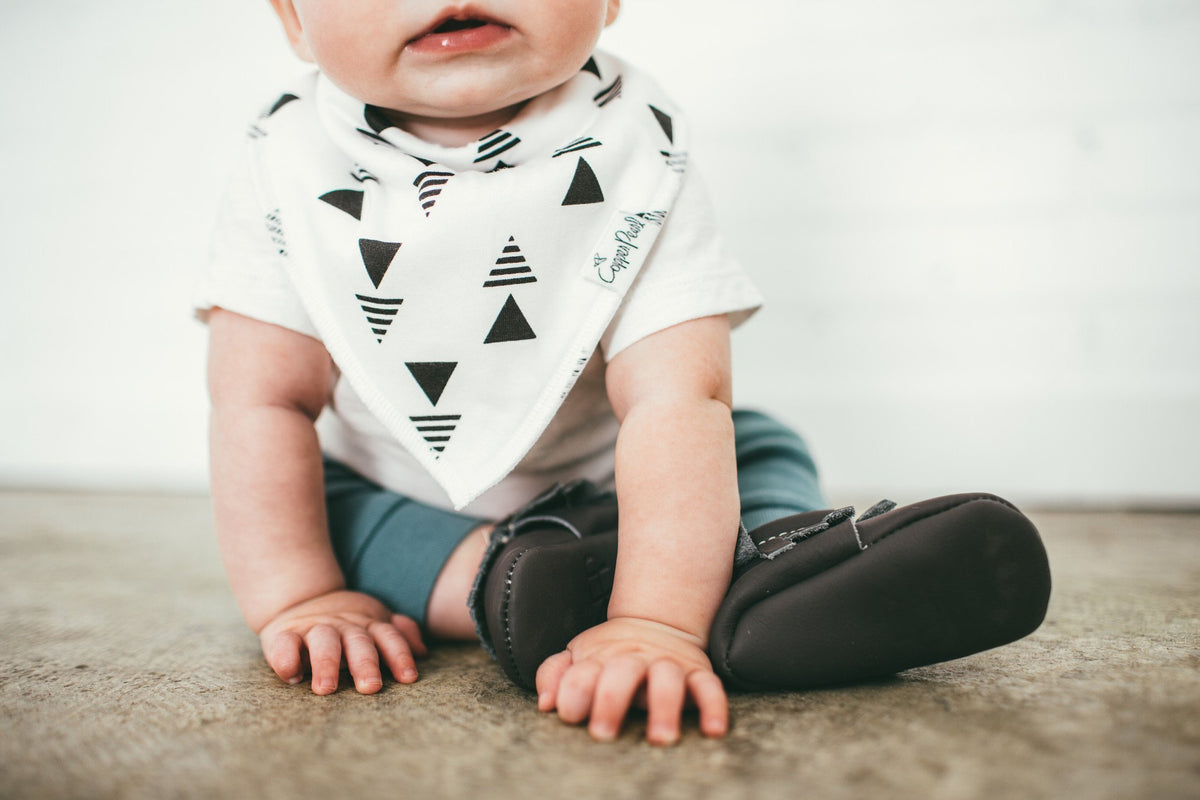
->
<box><xmin>432</xmin><ymin>18</ymin><xmax>489</xmax><ymax>34</ymax></box>
<box><xmin>407</xmin><ymin>12</ymin><xmax>513</xmax><ymax>52</ymax></box>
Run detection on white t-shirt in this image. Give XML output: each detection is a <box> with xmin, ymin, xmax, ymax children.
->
<box><xmin>197</xmin><ymin>82</ymin><xmax>762</xmax><ymax>519</ymax></box>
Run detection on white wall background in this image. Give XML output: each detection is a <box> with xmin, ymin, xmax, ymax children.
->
<box><xmin>1</xmin><ymin>0</ymin><xmax>1197</xmax><ymax>506</ymax></box>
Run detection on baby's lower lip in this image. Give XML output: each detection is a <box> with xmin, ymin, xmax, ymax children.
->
<box><xmin>406</xmin><ymin>22</ymin><xmax>512</xmax><ymax>55</ymax></box>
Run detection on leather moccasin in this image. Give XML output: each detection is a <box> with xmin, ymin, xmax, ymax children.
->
<box><xmin>468</xmin><ymin>481</ymin><xmax>619</xmax><ymax>690</ymax></box>
<box><xmin>708</xmin><ymin>493</ymin><xmax>1052</xmax><ymax>690</ymax></box>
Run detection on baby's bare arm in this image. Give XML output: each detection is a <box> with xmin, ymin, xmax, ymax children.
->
<box><xmin>538</xmin><ymin>314</ymin><xmax>739</xmax><ymax>743</ymax></box>
<box><xmin>207</xmin><ymin>308</ymin><xmax>340</xmax><ymax>628</ymax></box>
<box><xmin>207</xmin><ymin>309</ymin><xmax>424</xmax><ymax>692</ymax></box>
<box><xmin>605</xmin><ymin>315</ymin><xmax>739</xmax><ymax>640</ymax></box>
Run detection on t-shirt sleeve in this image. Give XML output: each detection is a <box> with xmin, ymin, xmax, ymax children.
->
<box><xmin>599</xmin><ymin>164</ymin><xmax>763</xmax><ymax>361</ymax></box>
<box><xmin>193</xmin><ymin>143</ymin><xmax>320</xmax><ymax>339</ymax></box>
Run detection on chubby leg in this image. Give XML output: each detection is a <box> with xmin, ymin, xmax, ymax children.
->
<box><xmin>324</xmin><ymin>457</ymin><xmax>487</xmax><ymax>633</ymax></box>
<box><xmin>425</xmin><ymin>524</ymin><xmax>492</xmax><ymax>640</ymax></box>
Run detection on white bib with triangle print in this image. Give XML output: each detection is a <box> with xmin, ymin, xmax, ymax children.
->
<box><xmin>247</xmin><ymin>53</ymin><xmax>689</xmax><ymax>509</ymax></box>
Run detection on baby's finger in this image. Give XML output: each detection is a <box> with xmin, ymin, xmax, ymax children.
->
<box><xmin>371</xmin><ymin>620</ymin><xmax>419</xmax><ymax>684</ymax></box>
<box><xmin>264</xmin><ymin>630</ymin><xmax>305</xmax><ymax>685</ymax></box>
<box><xmin>555</xmin><ymin>659</ymin><xmax>603</xmax><ymax>726</ymax></box>
<box><xmin>535</xmin><ymin>650</ymin><xmax>573</xmax><ymax>711</ymax></box>
<box><xmin>588</xmin><ymin>656</ymin><xmax>645</xmax><ymax>742</ymax></box>
<box><xmin>305</xmin><ymin>623</ymin><xmax>343</xmax><ymax>695</ymax></box>
<box><xmin>687</xmin><ymin>670</ymin><xmax>729</xmax><ymax>738</ymax></box>
<box><xmin>342</xmin><ymin>627</ymin><xmax>383</xmax><ymax>694</ymax></box>
<box><xmin>390</xmin><ymin>614</ymin><xmax>428</xmax><ymax>658</ymax></box>
<box><xmin>645</xmin><ymin>660</ymin><xmax>687</xmax><ymax>746</ymax></box>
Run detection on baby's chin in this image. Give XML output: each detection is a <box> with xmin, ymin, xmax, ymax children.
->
<box><xmin>403</xmin><ymin>84</ymin><xmax>543</xmax><ymax>119</ymax></box>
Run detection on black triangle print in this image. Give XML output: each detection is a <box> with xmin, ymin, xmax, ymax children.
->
<box><xmin>487</xmin><ymin>160</ymin><xmax>514</xmax><ymax>173</ymax></box>
<box><xmin>410</xmin><ymin>414</ymin><xmax>461</xmax><ymax>457</ymax></box>
<box><xmin>358</xmin><ymin>239</ymin><xmax>401</xmax><ymax>289</ymax></box>
<box><xmin>553</xmin><ymin>137</ymin><xmax>603</xmax><ymax>158</ymax></box>
<box><xmin>266</xmin><ymin>93</ymin><xmax>299</xmax><ymax>116</ymax></box>
<box><xmin>364</xmin><ymin>104</ymin><xmax>395</xmax><ymax>134</ymax></box>
<box><xmin>319</xmin><ymin>190</ymin><xmax>364</xmax><ymax>220</ymax></box>
<box><xmin>410</xmin><ymin>155</ymin><xmax>436</xmax><ymax>167</ymax></box>
<box><xmin>581</xmin><ymin>56</ymin><xmax>601</xmax><ymax>79</ymax></box>
<box><xmin>650</xmin><ymin>105</ymin><xmax>674</xmax><ymax>143</ymax></box>
<box><xmin>483</xmin><ymin>236</ymin><xmax>537</xmax><ymax>288</ymax></box>
<box><xmin>562</xmin><ymin>157</ymin><xmax>604</xmax><ymax>206</ymax></box>
<box><xmin>406</xmin><ymin>362</ymin><xmax>457</xmax><ymax>407</ymax></box>
<box><xmin>355</xmin><ymin>293</ymin><xmax>403</xmax><ymax>342</ymax></box>
<box><xmin>484</xmin><ymin>294</ymin><xmax>536</xmax><ymax>344</ymax></box>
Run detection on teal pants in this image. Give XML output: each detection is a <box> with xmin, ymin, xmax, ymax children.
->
<box><xmin>326</xmin><ymin>409</ymin><xmax>824</xmax><ymax>624</ymax></box>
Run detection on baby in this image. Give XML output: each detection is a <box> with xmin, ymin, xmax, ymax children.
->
<box><xmin>199</xmin><ymin>0</ymin><xmax>1049</xmax><ymax>746</ymax></box>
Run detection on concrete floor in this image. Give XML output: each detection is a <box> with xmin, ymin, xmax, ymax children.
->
<box><xmin>1</xmin><ymin>491</ymin><xmax>1197</xmax><ymax>800</ymax></box>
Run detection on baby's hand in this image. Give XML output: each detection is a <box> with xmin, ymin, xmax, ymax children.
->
<box><xmin>535</xmin><ymin>617</ymin><xmax>728</xmax><ymax>745</ymax></box>
<box><xmin>257</xmin><ymin>590</ymin><xmax>427</xmax><ymax>695</ymax></box>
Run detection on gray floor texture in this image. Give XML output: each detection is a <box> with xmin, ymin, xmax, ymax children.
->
<box><xmin>1</xmin><ymin>490</ymin><xmax>1197</xmax><ymax>800</ymax></box>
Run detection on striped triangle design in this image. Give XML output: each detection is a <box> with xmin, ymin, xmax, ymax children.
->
<box><xmin>355</xmin><ymin>293</ymin><xmax>403</xmax><ymax>342</ymax></box>
<box><xmin>355</xmin><ymin>127</ymin><xmax>394</xmax><ymax>147</ymax></box>
<box><xmin>659</xmin><ymin>150</ymin><xmax>688</xmax><ymax>173</ymax></box>
<box><xmin>475</xmin><ymin>129</ymin><xmax>522</xmax><ymax>163</ymax></box>
<box><xmin>413</xmin><ymin>168</ymin><xmax>454</xmax><ymax>217</ymax></box>
<box><xmin>350</xmin><ymin>165</ymin><xmax>378</xmax><ymax>183</ymax></box>
<box><xmin>483</xmin><ymin>236</ymin><xmax>537</xmax><ymax>288</ymax></box>
<box><xmin>594</xmin><ymin>75</ymin><xmax>623</xmax><ymax>107</ymax></box>
<box><xmin>553</xmin><ymin>137</ymin><xmax>603</xmax><ymax>158</ymax></box>
<box><xmin>410</xmin><ymin>414</ymin><xmax>461</xmax><ymax>456</ymax></box>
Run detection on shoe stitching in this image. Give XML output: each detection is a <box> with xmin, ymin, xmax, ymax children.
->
<box><xmin>500</xmin><ymin>548</ymin><xmax>535</xmax><ymax>689</ymax></box>
<box><xmin>754</xmin><ymin>506</ymin><xmax>855</xmax><ymax>548</ymax></box>
<box><xmin>754</xmin><ymin>521</ymin><xmax>828</xmax><ymax>547</ymax></box>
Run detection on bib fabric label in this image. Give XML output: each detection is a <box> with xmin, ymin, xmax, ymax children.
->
<box><xmin>585</xmin><ymin>210</ymin><xmax>669</xmax><ymax>292</ymax></box>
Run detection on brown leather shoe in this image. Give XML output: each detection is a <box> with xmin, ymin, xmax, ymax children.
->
<box><xmin>709</xmin><ymin>493</ymin><xmax>1052</xmax><ymax>690</ymax></box>
<box><xmin>469</xmin><ymin>481</ymin><xmax>618</xmax><ymax>690</ymax></box>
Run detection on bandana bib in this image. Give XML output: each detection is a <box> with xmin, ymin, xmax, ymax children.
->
<box><xmin>248</xmin><ymin>53</ymin><xmax>689</xmax><ymax>509</ymax></box>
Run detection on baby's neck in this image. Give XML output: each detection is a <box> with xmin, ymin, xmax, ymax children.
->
<box><xmin>388</xmin><ymin>103</ymin><xmax>528</xmax><ymax>148</ymax></box>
